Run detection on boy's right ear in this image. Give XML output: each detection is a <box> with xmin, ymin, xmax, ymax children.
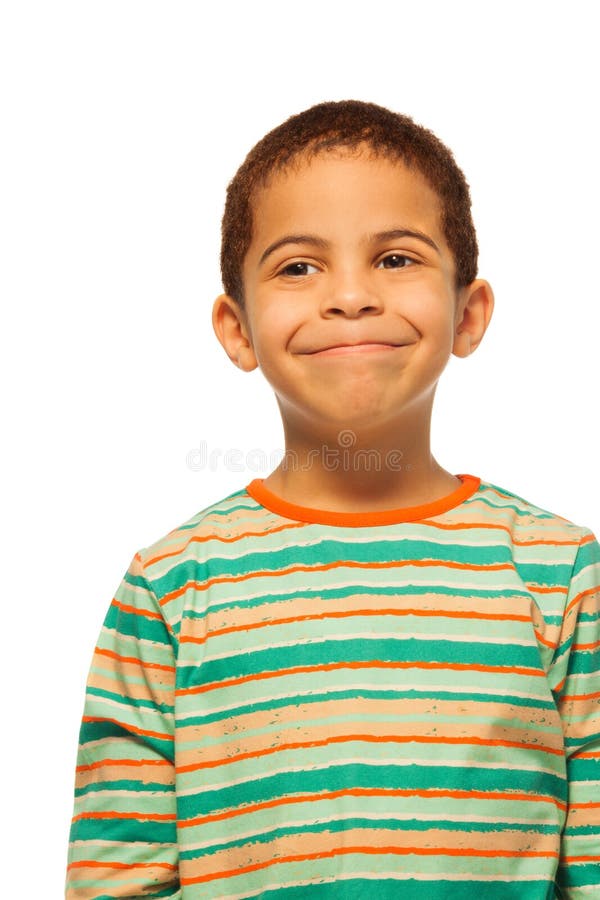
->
<box><xmin>211</xmin><ymin>294</ymin><xmax>259</xmax><ymax>373</ymax></box>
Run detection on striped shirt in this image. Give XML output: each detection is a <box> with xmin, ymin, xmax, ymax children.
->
<box><xmin>66</xmin><ymin>474</ymin><xmax>600</xmax><ymax>899</ymax></box>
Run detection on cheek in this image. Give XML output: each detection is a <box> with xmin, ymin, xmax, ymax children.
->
<box><xmin>246</xmin><ymin>309</ymin><xmax>294</xmax><ymax>375</ymax></box>
<box><xmin>254</xmin><ymin>302</ymin><xmax>299</xmax><ymax>346</ymax></box>
<box><xmin>398</xmin><ymin>285</ymin><xmax>454</xmax><ymax>338</ymax></box>
<box><xmin>399</xmin><ymin>289</ymin><xmax>457</xmax><ymax>374</ymax></box>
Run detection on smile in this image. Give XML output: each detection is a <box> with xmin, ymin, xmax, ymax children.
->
<box><xmin>306</xmin><ymin>343</ymin><xmax>407</xmax><ymax>357</ymax></box>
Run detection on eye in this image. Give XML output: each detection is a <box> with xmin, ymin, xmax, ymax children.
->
<box><xmin>278</xmin><ymin>261</ymin><xmax>319</xmax><ymax>277</ymax></box>
<box><xmin>377</xmin><ymin>254</ymin><xmax>415</xmax><ymax>269</ymax></box>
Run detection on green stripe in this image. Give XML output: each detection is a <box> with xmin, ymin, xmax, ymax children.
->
<box><xmin>78</xmin><ymin>720</ymin><xmax>173</xmax><ymax>757</ymax></box>
<box><xmin>148</xmin><ymin>535</ymin><xmax>558</xmax><ymax>600</ymax></box>
<box><xmin>69</xmin><ymin>817</ymin><xmax>176</xmax><ymax>843</ymax></box>
<box><xmin>257</xmin><ymin>877</ymin><xmax>553</xmax><ymax>900</ymax></box>
<box><xmin>177</xmin><ymin>761</ymin><xmax>566</xmax><ymax>819</ymax></box>
<box><xmin>104</xmin><ymin>604</ymin><xmax>172</xmax><ymax>643</ymax></box>
<box><xmin>183</xmin><ymin>637</ymin><xmax>544</xmax><ymax>687</ymax></box>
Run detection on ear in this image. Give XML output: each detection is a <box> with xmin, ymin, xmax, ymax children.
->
<box><xmin>211</xmin><ymin>293</ymin><xmax>259</xmax><ymax>372</ymax></box>
<box><xmin>452</xmin><ymin>279</ymin><xmax>495</xmax><ymax>358</ymax></box>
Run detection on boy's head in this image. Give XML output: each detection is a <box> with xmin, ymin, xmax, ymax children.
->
<box><xmin>220</xmin><ymin>99</ymin><xmax>478</xmax><ymax>308</ymax></box>
<box><xmin>212</xmin><ymin>99</ymin><xmax>494</xmax><ymax>448</ymax></box>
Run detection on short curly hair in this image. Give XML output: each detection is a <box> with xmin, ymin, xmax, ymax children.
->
<box><xmin>220</xmin><ymin>100</ymin><xmax>478</xmax><ymax>306</ymax></box>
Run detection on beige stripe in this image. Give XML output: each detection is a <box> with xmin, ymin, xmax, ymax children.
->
<box><xmin>179</xmin><ymin>825</ymin><xmax>559</xmax><ymax>883</ymax></box>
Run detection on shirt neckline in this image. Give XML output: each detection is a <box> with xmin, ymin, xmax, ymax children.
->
<box><xmin>244</xmin><ymin>474</ymin><xmax>481</xmax><ymax>526</ymax></box>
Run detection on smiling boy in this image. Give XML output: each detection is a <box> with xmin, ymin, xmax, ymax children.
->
<box><xmin>66</xmin><ymin>101</ymin><xmax>600</xmax><ymax>899</ymax></box>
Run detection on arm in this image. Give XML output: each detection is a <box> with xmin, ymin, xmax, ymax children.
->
<box><xmin>552</xmin><ymin>530</ymin><xmax>600</xmax><ymax>899</ymax></box>
<box><xmin>66</xmin><ymin>552</ymin><xmax>180</xmax><ymax>899</ymax></box>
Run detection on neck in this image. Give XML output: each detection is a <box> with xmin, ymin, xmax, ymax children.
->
<box><xmin>262</xmin><ymin>405</ymin><xmax>459</xmax><ymax>513</ymax></box>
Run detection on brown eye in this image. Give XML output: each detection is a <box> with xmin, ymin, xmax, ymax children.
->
<box><xmin>280</xmin><ymin>262</ymin><xmax>318</xmax><ymax>277</ymax></box>
<box><xmin>378</xmin><ymin>254</ymin><xmax>414</xmax><ymax>269</ymax></box>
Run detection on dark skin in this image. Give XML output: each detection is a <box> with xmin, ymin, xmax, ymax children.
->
<box><xmin>213</xmin><ymin>148</ymin><xmax>494</xmax><ymax>513</ymax></box>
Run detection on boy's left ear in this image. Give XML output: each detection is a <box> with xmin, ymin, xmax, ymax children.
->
<box><xmin>452</xmin><ymin>279</ymin><xmax>495</xmax><ymax>358</ymax></box>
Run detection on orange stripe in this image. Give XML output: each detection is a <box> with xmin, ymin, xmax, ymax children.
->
<box><xmin>81</xmin><ymin>715</ymin><xmax>171</xmax><ymax>742</ymax></box>
<box><xmin>533</xmin><ymin>630</ymin><xmax>556</xmax><ymax>650</ymax></box>
<box><xmin>180</xmin><ymin>786</ymin><xmax>566</xmax><ymax>829</ymax></box>
<box><xmin>562</xmin><ymin>855</ymin><xmax>600</xmax><ymax>863</ymax></box>
<box><xmin>76</xmin><ymin>757</ymin><xmax>171</xmax><ymax>773</ymax></box>
<box><xmin>181</xmin><ymin>607</ymin><xmax>533</xmax><ymax>647</ymax></box>
<box><xmin>94</xmin><ymin>647</ymin><xmax>175</xmax><ymax>673</ymax></box>
<box><xmin>71</xmin><ymin>810</ymin><xmax>176</xmax><ymax>823</ymax></box>
<box><xmin>530</xmin><ymin>585</ymin><xmax>568</xmax><ymax>595</ymax></box>
<box><xmin>560</xmin><ymin>689</ymin><xmax>600</xmax><ymax>701</ymax></box>
<box><xmin>176</xmin><ymin>732</ymin><xmax>562</xmax><ymax>775</ymax></box>
<box><xmin>112</xmin><ymin>598</ymin><xmax>163</xmax><ymax>621</ymax></box>
<box><xmin>176</xmin><ymin>659</ymin><xmax>544</xmax><ymax>698</ymax></box>
<box><xmin>565</xmin><ymin>585</ymin><xmax>600</xmax><ymax>617</ymax></box>
<box><xmin>415</xmin><ymin>520</ymin><xmax>583</xmax><ymax>546</ymax></box>
<box><xmin>181</xmin><ymin>844</ymin><xmax>558</xmax><ymax>886</ymax></box>
<box><xmin>67</xmin><ymin>859</ymin><xmax>177</xmax><ymax>871</ymax></box>
<box><xmin>572</xmin><ymin>638</ymin><xmax>600</xmax><ymax>650</ymax></box>
<box><xmin>146</xmin><ymin>520</ymin><xmax>306</xmax><ymax>566</ymax></box>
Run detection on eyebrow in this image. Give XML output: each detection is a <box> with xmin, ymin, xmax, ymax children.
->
<box><xmin>259</xmin><ymin>228</ymin><xmax>440</xmax><ymax>267</ymax></box>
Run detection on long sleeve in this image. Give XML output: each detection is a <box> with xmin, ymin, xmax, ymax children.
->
<box><xmin>66</xmin><ymin>552</ymin><xmax>180</xmax><ymax>899</ymax></box>
<box><xmin>551</xmin><ymin>530</ymin><xmax>600</xmax><ymax>898</ymax></box>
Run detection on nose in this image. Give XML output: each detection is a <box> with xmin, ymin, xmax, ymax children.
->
<box><xmin>320</xmin><ymin>267</ymin><xmax>383</xmax><ymax>318</ymax></box>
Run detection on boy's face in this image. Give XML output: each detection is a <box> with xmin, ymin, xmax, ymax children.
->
<box><xmin>214</xmin><ymin>148</ymin><xmax>491</xmax><ymax>440</ymax></box>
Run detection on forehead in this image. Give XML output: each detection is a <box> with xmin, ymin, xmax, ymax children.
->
<box><xmin>249</xmin><ymin>148</ymin><xmax>444</xmax><ymax>244</ymax></box>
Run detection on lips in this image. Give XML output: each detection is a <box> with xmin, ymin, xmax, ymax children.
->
<box><xmin>304</xmin><ymin>340</ymin><xmax>405</xmax><ymax>354</ymax></box>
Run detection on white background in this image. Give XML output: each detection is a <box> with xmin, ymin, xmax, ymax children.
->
<box><xmin>2</xmin><ymin>0</ymin><xmax>598</xmax><ymax>892</ymax></box>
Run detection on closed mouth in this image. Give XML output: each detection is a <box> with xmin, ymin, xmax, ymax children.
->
<box><xmin>305</xmin><ymin>342</ymin><xmax>407</xmax><ymax>355</ymax></box>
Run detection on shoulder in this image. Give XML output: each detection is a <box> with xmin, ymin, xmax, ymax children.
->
<box><xmin>468</xmin><ymin>477</ymin><xmax>599</xmax><ymax>590</ymax></box>
<box><xmin>136</xmin><ymin>482</ymin><xmax>262</xmax><ymax>570</ymax></box>
<box><xmin>125</xmin><ymin>483</ymin><xmax>268</xmax><ymax>619</ymax></box>
<box><xmin>473</xmin><ymin>476</ymin><xmax>595</xmax><ymax>544</ymax></box>
<box><xmin>465</xmin><ymin>478</ymin><xmax>600</xmax><ymax>616</ymax></box>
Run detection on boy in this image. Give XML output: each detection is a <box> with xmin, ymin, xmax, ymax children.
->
<box><xmin>66</xmin><ymin>100</ymin><xmax>600</xmax><ymax>899</ymax></box>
